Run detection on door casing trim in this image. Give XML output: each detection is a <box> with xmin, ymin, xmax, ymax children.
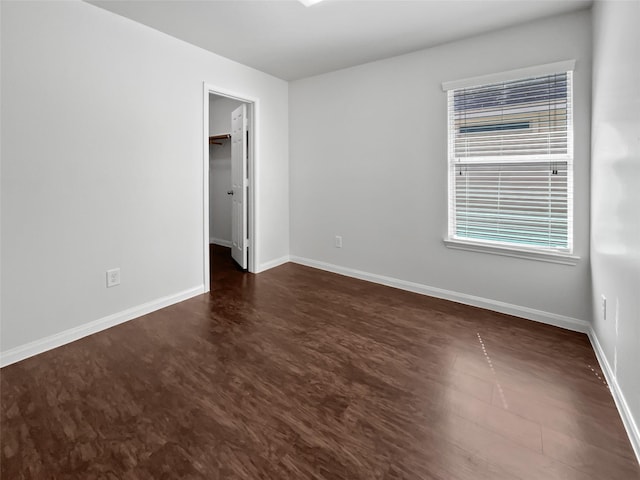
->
<box><xmin>203</xmin><ymin>83</ymin><xmax>258</xmax><ymax>291</ymax></box>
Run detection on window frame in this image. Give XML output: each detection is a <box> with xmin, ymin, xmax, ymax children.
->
<box><xmin>442</xmin><ymin>61</ymin><xmax>579</xmax><ymax>264</ymax></box>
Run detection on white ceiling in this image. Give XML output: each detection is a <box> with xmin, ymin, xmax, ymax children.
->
<box><xmin>88</xmin><ymin>0</ymin><xmax>592</xmax><ymax>81</ymax></box>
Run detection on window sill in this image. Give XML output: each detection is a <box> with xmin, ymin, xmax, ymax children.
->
<box><xmin>443</xmin><ymin>238</ymin><xmax>580</xmax><ymax>265</ymax></box>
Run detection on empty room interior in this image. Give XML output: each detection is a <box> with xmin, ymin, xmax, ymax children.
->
<box><xmin>1</xmin><ymin>0</ymin><xmax>639</xmax><ymax>478</ymax></box>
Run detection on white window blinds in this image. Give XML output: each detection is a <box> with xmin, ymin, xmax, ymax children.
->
<box><xmin>446</xmin><ymin>68</ymin><xmax>574</xmax><ymax>252</ymax></box>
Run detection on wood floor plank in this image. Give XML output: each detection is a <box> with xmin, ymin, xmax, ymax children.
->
<box><xmin>490</xmin><ymin>383</ymin><xmax>636</xmax><ymax>457</ymax></box>
<box><xmin>542</xmin><ymin>425</ymin><xmax>640</xmax><ymax>479</ymax></box>
<box><xmin>1</xmin><ymin>245</ymin><xmax>638</xmax><ymax>479</ymax></box>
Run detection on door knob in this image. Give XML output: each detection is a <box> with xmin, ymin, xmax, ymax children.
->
<box><xmin>227</xmin><ymin>190</ymin><xmax>234</xmax><ymax>195</ymax></box>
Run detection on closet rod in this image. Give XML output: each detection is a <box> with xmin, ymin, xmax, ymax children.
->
<box><xmin>209</xmin><ymin>133</ymin><xmax>231</xmax><ymax>145</ymax></box>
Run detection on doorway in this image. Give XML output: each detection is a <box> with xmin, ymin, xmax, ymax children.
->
<box><xmin>203</xmin><ymin>84</ymin><xmax>256</xmax><ymax>292</ymax></box>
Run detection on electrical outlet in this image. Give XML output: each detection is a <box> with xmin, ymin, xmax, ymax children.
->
<box><xmin>335</xmin><ymin>235</ymin><xmax>342</xmax><ymax>248</ymax></box>
<box><xmin>106</xmin><ymin>268</ymin><xmax>121</xmax><ymax>288</ymax></box>
<box><xmin>601</xmin><ymin>294</ymin><xmax>607</xmax><ymax>320</ymax></box>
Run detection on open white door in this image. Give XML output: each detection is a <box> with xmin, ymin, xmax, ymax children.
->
<box><xmin>230</xmin><ymin>104</ymin><xmax>248</xmax><ymax>269</ymax></box>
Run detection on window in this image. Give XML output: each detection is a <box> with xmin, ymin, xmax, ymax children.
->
<box><xmin>443</xmin><ymin>62</ymin><xmax>575</xmax><ymax>261</ymax></box>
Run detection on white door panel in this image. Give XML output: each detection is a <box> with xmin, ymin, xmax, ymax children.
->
<box><xmin>231</xmin><ymin>104</ymin><xmax>248</xmax><ymax>269</ymax></box>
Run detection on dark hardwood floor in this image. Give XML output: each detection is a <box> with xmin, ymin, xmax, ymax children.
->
<box><xmin>1</xmin><ymin>245</ymin><xmax>639</xmax><ymax>479</ymax></box>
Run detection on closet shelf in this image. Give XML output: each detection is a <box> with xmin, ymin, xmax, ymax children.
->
<box><xmin>209</xmin><ymin>134</ymin><xmax>231</xmax><ymax>145</ymax></box>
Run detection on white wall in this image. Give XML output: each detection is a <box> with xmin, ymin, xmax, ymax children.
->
<box><xmin>290</xmin><ymin>10</ymin><xmax>592</xmax><ymax>325</ymax></box>
<box><xmin>591</xmin><ymin>0</ymin><xmax>640</xmax><ymax>457</ymax></box>
<box><xmin>209</xmin><ymin>96</ymin><xmax>244</xmax><ymax>246</ymax></box>
<box><xmin>0</xmin><ymin>1</ymin><xmax>289</xmax><ymax>356</ymax></box>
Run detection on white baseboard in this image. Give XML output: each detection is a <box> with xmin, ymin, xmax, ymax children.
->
<box><xmin>289</xmin><ymin>256</ymin><xmax>590</xmax><ymax>333</ymax></box>
<box><xmin>588</xmin><ymin>329</ymin><xmax>640</xmax><ymax>465</ymax></box>
<box><xmin>257</xmin><ymin>255</ymin><xmax>290</xmax><ymax>273</ymax></box>
<box><xmin>0</xmin><ymin>285</ymin><xmax>204</xmax><ymax>368</ymax></box>
<box><xmin>210</xmin><ymin>237</ymin><xmax>232</xmax><ymax>248</ymax></box>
